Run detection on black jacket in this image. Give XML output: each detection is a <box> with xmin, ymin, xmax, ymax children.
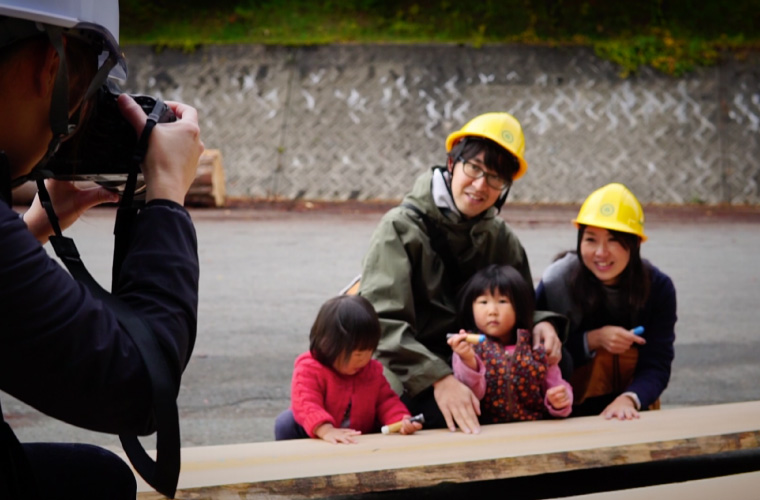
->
<box><xmin>0</xmin><ymin>199</ymin><xmax>199</xmax><ymax>434</ymax></box>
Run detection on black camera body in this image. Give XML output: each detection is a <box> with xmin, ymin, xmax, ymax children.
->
<box><xmin>45</xmin><ymin>82</ymin><xmax>176</xmax><ymax>192</ymax></box>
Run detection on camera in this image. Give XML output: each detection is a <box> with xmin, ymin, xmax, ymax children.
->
<box><xmin>45</xmin><ymin>81</ymin><xmax>176</xmax><ymax>193</ymax></box>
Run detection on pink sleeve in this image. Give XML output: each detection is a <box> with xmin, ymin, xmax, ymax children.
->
<box><xmin>452</xmin><ymin>353</ymin><xmax>486</xmax><ymax>399</ymax></box>
<box><xmin>544</xmin><ymin>363</ymin><xmax>573</xmax><ymax>418</ymax></box>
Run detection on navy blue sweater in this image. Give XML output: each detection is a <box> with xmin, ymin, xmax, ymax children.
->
<box><xmin>0</xmin><ymin>199</ymin><xmax>198</xmax><ymax>435</ymax></box>
<box><xmin>536</xmin><ymin>253</ymin><xmax>677</xmax><ymax>409</ymax></box>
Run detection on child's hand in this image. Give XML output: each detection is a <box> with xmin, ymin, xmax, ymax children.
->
<box><xmin>399</xmin><ymin>415</ymin><xmax>424</xmax><ymax>435</ymax></box>
<box><xmin>315</xmin><ymin>423</ymin><xmax>362</xmax><ymax>444</ymax></box>
<box><xmin>447</xmin><ymin>330</ymin><xmax>478</xmax><ymax>370</ymax></box>
<box><xmin>546</xmin><ymin>385</ymin><xmax>572</xmax><ymax>410</ymax></box>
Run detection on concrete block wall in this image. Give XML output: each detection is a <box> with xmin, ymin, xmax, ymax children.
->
<box><xmin>123</xmin><ymin>44</ymin><xmax>760</xmax><ymax>205</ymax></box>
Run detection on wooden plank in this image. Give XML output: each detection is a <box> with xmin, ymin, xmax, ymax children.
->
<box><xmin>565</xmin><ymin>471</ymin><xmax>760</xmax><ymax>500</ymax></box>
<box><xmin>132</xmin><ymin>401</ymin><xmax>760</xmax><ymax>499</ymax></box>
<box><xmin>185</xmin><ymin>148</ymin><xmax>226</xmax><ymax>207</ymax></box>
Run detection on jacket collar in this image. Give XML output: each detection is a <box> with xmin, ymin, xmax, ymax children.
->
<box><xmin>406</xmin><ymin>167</ymin><xmax>498</xmax><ymax>226</ymax></box>
<box><xmin>431</xmin><ymin>167</ymin><xmax>458</xmax><ymax>215</ymax></box>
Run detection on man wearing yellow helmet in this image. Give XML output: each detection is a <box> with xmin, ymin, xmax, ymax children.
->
<box><xmin>357</xmin><ymin>112</ymin><xmax>565</xmax><ymax>434</ymax></box>
<box><xmin>0</xmin><ymin>1</ymin><xmax>203</xmax><ymax>498</ymax></box>
<box><xmin>536</xmin><ymin>183</ymin><xmax>677</xmax><ymax>420</ymax></box>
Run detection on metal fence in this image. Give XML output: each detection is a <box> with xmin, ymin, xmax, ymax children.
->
<box><xmin>123</xmin><ymin>44</ymin><xmax>760</xmax><ymax>205</ymax></box>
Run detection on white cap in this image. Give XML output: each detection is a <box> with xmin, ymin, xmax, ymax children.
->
<box><xmin>0</xmin><ymin>0</ymin><xmax>126</xmax><ymax>79</ymax></box>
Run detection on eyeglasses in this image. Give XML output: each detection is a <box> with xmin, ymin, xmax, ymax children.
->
<box><xmin>458</xmin><ymin>157</ymin><xmax>511</xmax><ymax>190</ymax></box>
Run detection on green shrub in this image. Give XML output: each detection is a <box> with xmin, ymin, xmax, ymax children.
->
<box><xmin>119</xmin><ymin>0</ymin><xmax>757</xmax><ymax>76</ymax></box>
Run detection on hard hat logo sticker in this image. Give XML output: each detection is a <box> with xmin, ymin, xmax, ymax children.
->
<box><xmin>502</xmin><ymin>131</ymin><xmax>514</xmax><ymax>143</ymax></box>
<box><xmin>600</xmin><ymin>203</ymin><xmax>615</xmax><ymax>216</ymax></box>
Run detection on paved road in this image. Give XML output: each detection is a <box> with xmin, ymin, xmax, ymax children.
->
<box><xmin>6</xmin><ymin>204</ymin><xmax>760</xmax><ymax>454</ymax></box>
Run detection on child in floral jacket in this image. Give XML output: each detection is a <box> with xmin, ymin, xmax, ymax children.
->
<box><xmin>449</xmin><ymin>265</ymin><xmax>573</xmax><ymax>422</ymax></box>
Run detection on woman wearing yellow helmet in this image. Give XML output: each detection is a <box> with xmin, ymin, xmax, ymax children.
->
<box><xmin>536</xmin><ymin>183</ymin><xmax>677</xmax><ymax>420</ymax></box>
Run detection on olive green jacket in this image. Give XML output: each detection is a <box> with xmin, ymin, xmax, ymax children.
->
<box><xmin>359</xmin><ymin>167</ymin><xmax>564</xmax><ymax>397</ymax></box>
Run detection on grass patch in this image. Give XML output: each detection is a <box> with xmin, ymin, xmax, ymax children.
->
<box><xmin>120</xmin><ymin>0</ymin><xmax>759</xmax><ymax>77</ymax></box>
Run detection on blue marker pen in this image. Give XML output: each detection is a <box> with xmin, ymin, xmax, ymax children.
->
<box><xmin>446</xmin><ymin>333</ymin><xmax>486</xmax><ymax>344</ymax></box>
<box><xmin>631</xmin><ymin>326</ymin><xmax>645</xmax><ymax>336</ymax></box>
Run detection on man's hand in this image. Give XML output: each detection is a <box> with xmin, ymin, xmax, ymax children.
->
<box><xmin>433</xmin><ymin>374</ymin><xmax>481</xmax><ymax>434</ymax></box>
<box><xmin>532</xmin><ymin>321</ymin><xmax>562</xmax><ymax>365</ymax></box>
<box><xmin>23</xmin><ymin>179</ymin><xmax>119</xmax><ymax>244</ymax></box>
<box><xmin>118</xmin><ymin>95</ymin><xmax>204</xmax><ymax>205</ymax></box>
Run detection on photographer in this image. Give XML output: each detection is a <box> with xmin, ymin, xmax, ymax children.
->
<box><xmin>0</xmin><ymin>1</ymin><xmax>203</xmax><ymax>498</ymax></box>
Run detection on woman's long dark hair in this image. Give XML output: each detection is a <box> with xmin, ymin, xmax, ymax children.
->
<box><xmin>457</xmin><ymin>264</ymin><xmax>535</xmax><ymax>334</ymax></box>
<box><xmin>309</xmin><ymin>295</ymin><xmax>381</xmax><ymax>368</ymax></box>
<box><xmin>572</xmin><ymin>225</ymin><xmax>651</xmax><ymax>316</ymax></box>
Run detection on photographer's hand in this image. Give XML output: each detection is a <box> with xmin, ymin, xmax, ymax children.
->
<box><xmin>118</xmin><ymin>95</ymin><xmax>204</xmax><ymax>205</ymax></box>
<box><xmin>23</xmin><ymin>179</ymin><xmax>119</xmax><ymax>244</ymax></box>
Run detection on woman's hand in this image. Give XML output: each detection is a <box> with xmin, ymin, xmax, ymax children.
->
<box><xmin>314</xmin><ymin>423</ymin><xmax>361</xmax><ymax>444</ymax></box>
<box><xmin>587</xmin><ymin>326</ymin><xmax>646</xmax><ymax>354</ymax></box>
<box><xmin>23</xmin><ymin>179</ymin><xmax>119</xmax><ymax>244</ymax></box>
<box><xmin>118</xmin><ymin>95</ymin><xmax>204</xmax><ymax>205</ymax></box>
<box><xmin>447</xmin><ymin>330</ymin><xmax>478</xmax><ymax>370</ymax></box>
<box><xmin>602</xmin><ymin>394</ymin><xmax>640</xmax><ymax>420</ymax></box>
<box><xmin>433</xmin><ymin>374</ymin><xmax>481</xmax><ymax>434</ymax></box>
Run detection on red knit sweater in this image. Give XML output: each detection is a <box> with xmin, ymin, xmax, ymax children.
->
<box><xmin>290</xmin><ymin>352</ymin><xmax>410</xmax><ymax>437</ymax></box>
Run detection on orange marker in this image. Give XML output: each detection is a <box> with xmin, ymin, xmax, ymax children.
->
<box><xmin>381</xmin><ymin>413</ymin><xmax>425</xmax><ymax>434</ymax></box>
<box><xmin>446</xmin><ymin>333</ymin><xmax>486</xmax><ymax>344</ymax></box>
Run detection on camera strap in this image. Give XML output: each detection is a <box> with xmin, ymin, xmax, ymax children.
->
<box><xmin>112</xmin><ymin>98</ymin><xmax>160</xmax><ymax>284</ymax></box>
<box><xmin>35</xmin><ymin>99</ymin><xmax>182</xmax><ymax>499</ymax></box>
<box><xmin>0</xmin><ymin>152</ymin><xmax>12</xmax><ymax>206</ymax></box>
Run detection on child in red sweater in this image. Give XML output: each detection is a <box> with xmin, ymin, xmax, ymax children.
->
<box><xmin>274</xmin><ymin>295</ymin><xmax>423</xmax><ymax>444</ymax></box>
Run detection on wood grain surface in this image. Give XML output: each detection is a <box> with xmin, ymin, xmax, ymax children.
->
<box><xmin>133</xmin><ymin>400</ymin><xmax>760</xmax><ymax>499</ymax></box>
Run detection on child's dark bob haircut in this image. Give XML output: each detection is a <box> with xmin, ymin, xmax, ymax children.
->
<box><xmin>457</xmin><ymin>264</ymin><xmax>535</xmax><ymax>334</ymax></box>
<box><xmin>309</xmin><ymin>295</ymin><xmax>381</xmax><ymax>368</ymax></box>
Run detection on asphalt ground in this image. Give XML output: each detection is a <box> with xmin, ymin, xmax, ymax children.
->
<box><xmin>5</xmin><ymin>202</ymin><xmax>760</xmax><ymax>458</ymax></box>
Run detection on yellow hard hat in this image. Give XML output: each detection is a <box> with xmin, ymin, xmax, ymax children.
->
<box><xmin>445</xmin><ymin>112</ymin><xmax>528</xmax><ymax>180</ymax></box>
<box><xmin>573</xmin><ymin>183</ymin><xmax>647</xmax><ymax>241</ymax></box>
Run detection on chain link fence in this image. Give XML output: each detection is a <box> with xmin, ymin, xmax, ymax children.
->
<box><xmin>123</xmin><ymin>44</ymin><xmax>760</xmax><ymax>205</ymax></box>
